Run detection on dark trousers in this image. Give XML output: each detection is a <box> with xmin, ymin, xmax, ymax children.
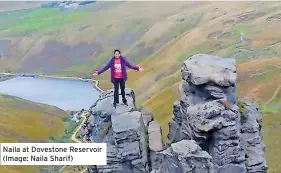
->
<box><xmin>113</xmin><ymin>78</ymin><xmax>127</xmax><ymax>104</ymax></box>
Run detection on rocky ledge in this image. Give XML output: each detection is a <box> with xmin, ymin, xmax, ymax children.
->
<box><xmin>80</xmin><ymin>54</ymin><xmax>267</xmax><ymax>173</ymax></box>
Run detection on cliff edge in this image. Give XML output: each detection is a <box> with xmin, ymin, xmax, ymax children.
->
<box><xmin>80</xmin><ymin>54</ymin><xmax>267</xmax><ymax>173</ymax></box>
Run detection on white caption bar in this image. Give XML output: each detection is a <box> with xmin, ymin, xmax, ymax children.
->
<box><xmin>0</xmin><ymin>143</ymin><xmax>107</xmax><ymax>165</ymax></box>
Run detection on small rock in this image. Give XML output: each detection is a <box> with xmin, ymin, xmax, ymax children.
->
<box><xmin>141</xmin><ymin>108</ymin><xmax>154</xmax><ymax>127</ymax></box>
<box><xmin>151</xmin><ymin>140</ymin><xmax>214</xmax><ymax>173</ymax></box>
<box><xmin>148</xmin><ymin>121</ymin><xmax>164</xmax><ymax>152</ymax></box>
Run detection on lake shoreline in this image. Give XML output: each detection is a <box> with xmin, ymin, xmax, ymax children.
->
<box><xmin>0</xmin><ymin>73</ymin><xmax>104</xmax><ymax>92</ymax></box>
<box><xmin>0</xmin><ymin>73</ymin><xmax>103</xmax><ymax>111</ymax></box>
<box><xmin>0</xmin><ymin>74</ymin><xmax>15</xmax><ymax>82</ymax></box>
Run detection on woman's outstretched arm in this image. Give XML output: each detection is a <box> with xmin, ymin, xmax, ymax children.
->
<box><xmin>123</xmin><ymin>57</ymin><xmax>140</xmax><ymax>71</ymax></box>
<box><xmin>96</xmin><ymin>58</ymin><xmax>111</xmax><ymax>75</ymax></box>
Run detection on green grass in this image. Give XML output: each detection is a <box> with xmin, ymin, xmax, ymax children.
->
<box><xmin>238</xmin><ymin>100</ymin><xmax>248</xmax><ymax>116</ymax></box>
<box><xmin>1</xmin><ymin>7</ymin><xmax>88</xmax><ymax>34</ymax></box>
<box><xmin>0</xmin><ymin>9</ymin><xmax>29</xmax><ymax>29</ymax></box>
<box><xmin>263</xmin><ymin>110</ymin><xmax>281</xmax><ymax>173</ymax></box>
<box><xmin>236</xmin><ymin>47</ymin><xmax>277</xmax><ymax>64</ymax></box>
<box><xmin>0</xmin><ymin>94</ymin><xmax>69</xmax><ymax>173</ymax></box>
<box><xmin>260</xmin><ymin>103</ymin><xmax>279</xmax><ymax>114</ymax></box>
<box><xmin>143</xmin><ymin>82</ymin><xmax>180</xmax><ymax>141</ymax></box>
<box><xmin>61</xmin><ymin>51</ymin><xmax>113</xmax><ymax>76</ymax></box>
<box><xmin>234</xmin><ymin>26</ymin><xmax>250</xmax><ymax>37</ymax></box>
<box><xmin>49</xmin><ymin>111</ymin><xmax>85</xmax><ymax>143</ymax></box>
<box><xmin>49</xmin><ymin>120</ymin><xmax>79</xmax><ymax>143</ymax></box>
<box><xmin>178</xmin><ymin>45</ymin><xmax>214</xmax><ymax>62</ymax></box>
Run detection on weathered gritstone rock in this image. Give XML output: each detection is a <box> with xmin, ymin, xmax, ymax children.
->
<box><xmin>181</xmin><ymin>54</ymin><xmax>236</xmax><ymax>87</ymax></box>
<box><xmin>147</xmin><ymin>121</ymin><xmax>164</xmax><ymax>171</ymax></box>
<box><xmin>82</xmin><ymin>88</ymin><xmax>149</xmax><ymax>173</ymax></box>
<box><xmin>167</xmin><ymin>54</ymin><xmax>267</xmax><ymax>173</ymax></box>
<box><xmin>148</xmin><ymin>121</ymin><xmax>164</xmax><ymax>152</ymax></box>
<box><xmin>239</xmin><ymin>100</ymin><xmax>267</xmax><ymax>173</ymax></box>
<box><xmin>150</xmin><ymin>140</ymin><xmax>214</xmax><ymax>173</ymax></box>
<box><xmin>91</xmin><ymin>88</ymin><xmax>136</xmax><ymax>115</ymax></box>
<box><xmin>140</xmin><ymin>108</ymin><xmax>154</xmax><ymax>128</ymax></box>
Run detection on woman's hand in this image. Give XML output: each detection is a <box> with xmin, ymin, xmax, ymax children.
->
<box><xmin>138</xmin><ymin>66</ymin><xmax>143</xmax><ymax>71</ymax></box>
<box><xmin>92</xmin><ymin>71</ymin><xmax>98</xmax><ymax>76</ymax></box>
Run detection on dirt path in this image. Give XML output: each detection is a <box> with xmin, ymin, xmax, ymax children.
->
<box><xmin>250</xmin><ymin>65</ymin><xmax>281</xmax><ymax>78</ymax></box>
<box><xmin>266</xmin><ymin>85</ymin><xmax>281</xmax><ymax>104</ymax></box>
<box><xmin>71</xmin><ymin>112</ymin><xmax>87</xmax><ymax>143</ymax></box>
<box><xmin>60</xmin><ymin>112</ymin><xmax>88</xmax><ymax>173</ymax></box>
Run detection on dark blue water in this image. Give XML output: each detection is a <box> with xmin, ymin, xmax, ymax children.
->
<box><xmin>0</xmin><ymin>76</ymin><xmax>101</xmax><ymax>111</ymax></box>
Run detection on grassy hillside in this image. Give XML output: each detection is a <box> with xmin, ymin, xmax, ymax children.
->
<box><xmin>0</xmin><ymin>2</ymin><xmax>197</xmax><ymax>75</ymax></box>
<box><xmin>0</xmin><ymin>1</ymin><xmax>281</xmax><ymax>172</ymax></box>
<box><xmin>237</xmin><ymin>58</ymin><xmax>281</xmax><ymax>172</ymax></box>
<box><xmin>0</xmin><ymin>94</ymin><xmax>69</xmax><ymax>173</ymax></box>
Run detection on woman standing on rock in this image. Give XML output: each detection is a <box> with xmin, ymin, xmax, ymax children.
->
<box><xmin>92</xmin><ymin>49</ymin><xmax>143</xmax><ymax>108</ymax></box>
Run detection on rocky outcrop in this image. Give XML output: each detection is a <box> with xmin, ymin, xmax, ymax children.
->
<box><xmin>167</xmin><ymin>54</ymin><xmax>267</xmax><ymax>173</ymax></box>
<box><xmin>81</xmin><ymin>54</ymin><xmax>267</xmax><ymax>173</ymax></box>
<box><xmin>82</xmin><ymin>89</ymin><xmax>162</xmax><ymax>173</ymax></box>
<box><xmin>239</xmin><ymin>100</ymin><xmax>267</xmax><ymax>172</ymax></box>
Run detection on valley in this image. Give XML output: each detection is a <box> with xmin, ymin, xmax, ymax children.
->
<box><xmin>0</xmin><ymin>1</ymin><xmax>281</xmax><ymax>172</ymax></box>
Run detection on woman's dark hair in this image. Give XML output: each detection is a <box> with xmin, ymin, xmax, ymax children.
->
<box><xmin>114</xmin><ymin>49</ymin><xmax>121</xmax><ymax>54</ymax></box>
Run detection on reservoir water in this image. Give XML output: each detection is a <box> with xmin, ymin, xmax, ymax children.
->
<box><xmin>0</xmin><ymin>76</ymin><xmax>101</xmax><ymax>111</ymax></box>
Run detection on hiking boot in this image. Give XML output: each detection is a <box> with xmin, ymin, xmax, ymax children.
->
<box><xmin>123</xmin><ymin>101</ymin><xmax>128</xmax><ymax>106</ymax></box>
<box><xmin>113</xmin><ymin>103</ymin><xmax>117</xmax><ymax>108</ymax></box>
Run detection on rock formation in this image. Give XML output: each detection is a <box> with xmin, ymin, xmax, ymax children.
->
<box><xmin>80</xmin><ymin>54</ymin><xmax>267</xmax><ymax>173</ymax></box>
<box><xmin>239</xmin><ymin>100</ymin><xmax>267</xmax><ymax>173</ymax></box>
<box><xmin>167</xmin><ymin>54</ymin><xmax>267</xmax><ymax>173</ymax></box>
<box><xmin>83</xmin><ymin>89</ymin><xmax>151</xmax><ymax>173</ymax></box>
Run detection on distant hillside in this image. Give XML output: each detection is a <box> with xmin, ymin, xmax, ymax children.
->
<box><xmin>0</xmin><ymin>2</ymin><xmax>195</xmax><ymax>75</ymax></box>
<box><xmin>0</xmin><ymin>94</ymin><xmax>69</xmax><ymax>173</ymax></box>
<box><xmin>0</xmin><ymin>2</ymin><xmax>44</xmax><ymax>12</ymax></box>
